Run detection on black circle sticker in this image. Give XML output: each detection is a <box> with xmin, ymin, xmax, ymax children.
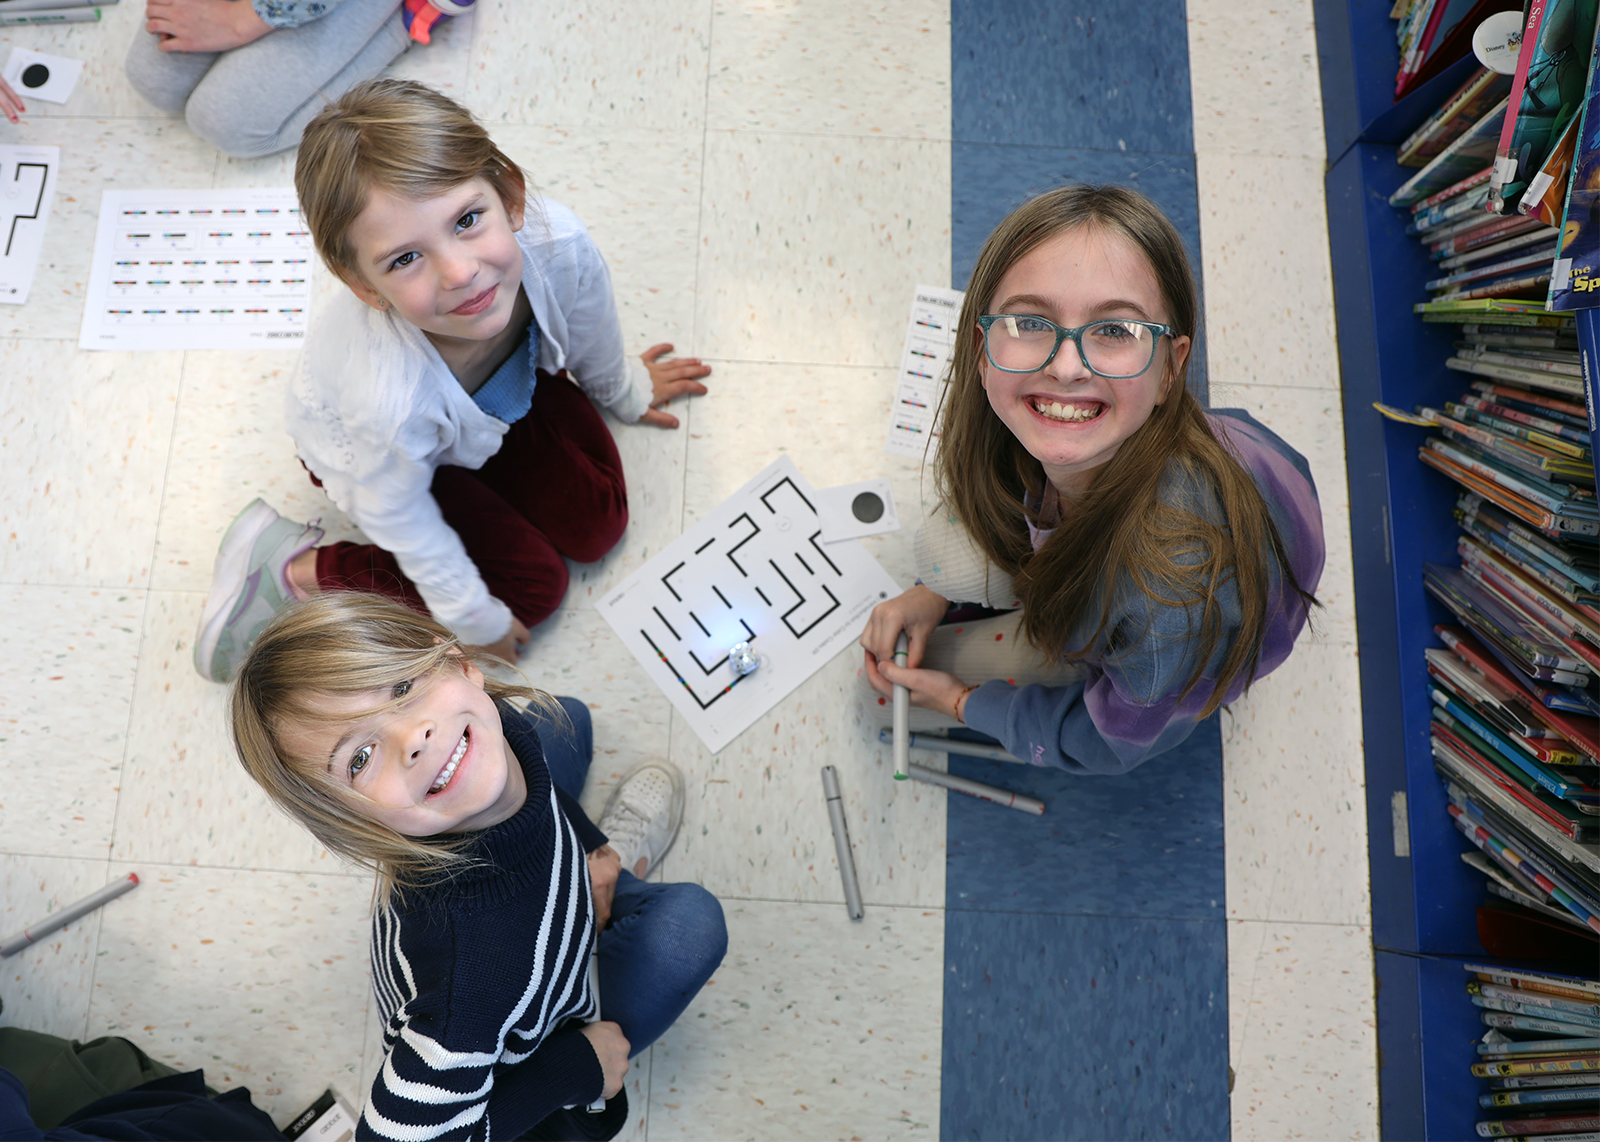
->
<box><xmin>21</xmin><ymin>63</ymin><xmax>50</xmax><ymax>90</ymax></box>
<box><xmin>851</xmin><ymin>491</ymin><xmax>884</xmax><ymax>523</ymax></box>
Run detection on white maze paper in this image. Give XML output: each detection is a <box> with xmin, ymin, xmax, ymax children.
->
<box><xmin>78</xmin><ymin>188</ymin><xmax>313</xmax><ymax>351</ymax></box>
<box><xmin>884</xmin><ymin>284</ymin><xmax>964</xmax><ymax>457</ymax></box>
<box><xmin>598</xmin><ymin>456</ymin><xmax>901</xmax><ymax>754</ymax></box>
<box><xmin>0</xmin><ymin>144</ymin><xmax>59</xmax><ymax>306</ymax></box>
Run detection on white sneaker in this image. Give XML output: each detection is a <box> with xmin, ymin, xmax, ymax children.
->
<box><xmin>597</xmin><ymin>761</ymin><xmax>685</xmax><ymax>878</ymax></box>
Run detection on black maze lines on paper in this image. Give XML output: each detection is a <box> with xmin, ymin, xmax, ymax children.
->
<box><xmin>600</xmin><ymin>457</ymin><xmax>900</xmax><ymax>753</ymax></box>
<box><xmin>0</xmin><ymin>144</ymin><xmax>60</xmax><ymax>306</ymax></box>
<box><xmin>79</xmin><ymin>189</ymin><xmax>315</xmax><ymax>350</ymax></box>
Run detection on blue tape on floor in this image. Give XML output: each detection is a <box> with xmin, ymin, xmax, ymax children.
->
<box><xmin>942</xmin><ymin>910</ymin><xmax>1229</xmax><ymax>1142</ymax></box>
<box><xmin>943</xmin><ymin>3</ymin><xmax>1229</xmax><ymax>1137</ymax></box>
<box><xmin>944</xmin><ymin>718</ymin><xmax>1224</xmax><ymax>920</ymax></box>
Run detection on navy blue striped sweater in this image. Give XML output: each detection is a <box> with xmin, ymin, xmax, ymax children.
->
<box><xmin>359</xmin><ymin>703</ymin><xmax>609</xmax><ymax>1141</ymax></box>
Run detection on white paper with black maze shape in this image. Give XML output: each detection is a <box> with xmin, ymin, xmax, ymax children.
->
<box><xmin>0</xmin><ymin>144</ymin><xmax>59</xmax><ymax>306</ymax></box>
<box><xmin>598</xmin><ymin>455</ymin><xmax>901</xmax><ymax>753</ymax></box>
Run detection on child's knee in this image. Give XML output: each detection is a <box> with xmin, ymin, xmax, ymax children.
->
<box><xmin>509</xmin><ymin>558</ymin><xmax>570</xmax><ymax>628</ymax></box>
<box><xmin>124</xmin><ymin>43</ymin><xmax>193</xmax><ymax>116</ymax></box>
<box><xmin>185</xmin><ymin>100</ymin><xmax>290</xmax><ymax>160</ymax></box>
<box><xmin>560</xmin><ymin>502</ymin><xmax>628</xmax><ymax>565</ymax></box>
<box><xmin>673</xmin><ymin>885</ymin><xmax>728</xmax><ymax>976</ymax></box>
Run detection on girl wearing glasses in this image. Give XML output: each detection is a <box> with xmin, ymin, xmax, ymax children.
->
<box><xmin>860</xmin><ymin>185</ymin><xmax>1324</xmax><ymax>774</ymax></box>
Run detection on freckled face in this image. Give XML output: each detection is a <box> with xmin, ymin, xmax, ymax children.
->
<box><xmin>279</xmin><ymin>659</ymin><xmax>524</xmax><ymax>838</ymax></box>
<box><xmin>342</xmin><ymin>176</ymin><xmax>525</xmax><ymax>348</ymax></box>
<box><xmin>979</xmin><ymin>226</ymin><xmax>1190</xmax><ymax>497</ymax></box>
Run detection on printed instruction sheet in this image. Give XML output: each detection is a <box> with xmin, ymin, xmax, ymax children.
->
<box><xmin>79</xmin><ymin>188</ymin><xmax>313</xmax><ymax>350</ymax></box>
<box><xmin>598</xmin><ymin>456</ymin><xmax>901</xmax><ymax>754</ymax></box>
<box><xmin>0</xmin><ymin>144</ymin><xmax>59</xmax><ymax>306</ymax></box>
<box><xmin>884</xmin><ymin>284</ymin><xmax>964</xmax><ymax>457</ymax></box>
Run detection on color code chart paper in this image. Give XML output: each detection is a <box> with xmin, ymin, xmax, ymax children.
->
<box><xmin>598</xmin><ymin>456</ymin><xmax>900</xmax><ymax>754</ymax></box>
<box><xmin>0</xmin><ymin>144</ymin><xmax>59</xmax><ymax>307</ymax></box>
<box><xmin>78</xmin><ymin>188</ymin><xmax>313</xmax><ymax>351</ymax></box>
<box><xmin>884</xmin><ymin>284</ymin><xmax>964</xmax><ymax>457</ymax></box>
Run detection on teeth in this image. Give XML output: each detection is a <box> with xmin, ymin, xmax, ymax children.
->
<box><xmin>1033</xmin><ymin>398</ymin><xmax>1103</xmax><ymax>423</ymax></box>
<box><xmin>430</xmin><ymin>732</ymin><xmax>467</xmax><ymax>794</ymax></box>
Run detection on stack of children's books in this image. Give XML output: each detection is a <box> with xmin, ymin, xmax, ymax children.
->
<box><xmin>1390</xmin><ymin>4</ymin><xmax>1600</xmax><ymax>1131</ymax></box>
<box><xmin>1388</xmin><ymin>4</ymin><xmax>1600</xmax><ymax>964</ymax></box>
<box><xmin>1465</xmin><ymin>965</ymin><xmax>1600</xmax><ymax>1139</ymax></box>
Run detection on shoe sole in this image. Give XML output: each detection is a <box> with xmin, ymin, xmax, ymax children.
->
<box><xmin>193</xmin><ymin>499</ymin><xmax>280</xmax><ymax>681</ymax></box>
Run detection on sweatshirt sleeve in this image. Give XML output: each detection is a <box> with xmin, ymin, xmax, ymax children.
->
<box><xmin>327</xmin><ymin>451</ymin><xmax>514</xmax><ymax>647</ymax></box>
<box><xmin>960</xmin><ymin>575</ymin><xmax>1231</xmax><ymax>774</ymax></box>
<box><xmin>250</xmin><ymin>0</ymin><xmax>344</xmax><ymax>29</ymax></box>
<box><xmin>357</xmin><ymin>1023</ymin><xmax>603</xmax><ymax>1142</ymax></box>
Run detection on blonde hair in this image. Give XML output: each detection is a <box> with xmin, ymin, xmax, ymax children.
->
<box><xmin>937</xmin><ymin>185</ymin><xmax>1316</xmax><ymax>717</ymax></box>
<box><xmin>294</xmin><ymin>78</ymin><xmax>530</xmax><ymax>286</ymax></box>
<box><xmin>229</xmin><ymin>593</ymin><xmax>549</xmax><ymax>891</ymax></box>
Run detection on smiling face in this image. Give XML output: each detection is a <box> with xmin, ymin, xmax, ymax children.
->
<box><xmin>341</xmin><ymin>176</ymin><xmax>525</xmax><ymax>351</ymax></box>
<box><xmin>278</xmin><ymin>657</ymin><xmax>525</xmax><ymax>839</ymax></box>
<box><xmin>980</xmin><ymin>225</ymin><xmax>1191</xmax><ymax>500</ymax></box>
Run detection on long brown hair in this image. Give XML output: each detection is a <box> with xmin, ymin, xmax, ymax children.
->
<box><xmin>230</xmin><ymin>593</ymin><xmax>550</xmax><ymax>893</ymax></box>
<box><xmin>294</xmin><ymin>78</ymin><xmax>531</xmax><ymax>288</ymax></box>
<box><xmin>938</xmin><ymin>185</ymin><xmax>1315</xmax><ymax>716</ymax></box>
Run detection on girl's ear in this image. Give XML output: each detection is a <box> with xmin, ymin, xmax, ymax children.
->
<box><xmin>1159</xmin><ymin>334</ymin><xmax>1192</xmax><ymax>403</ymax></box>
<box><xmin>338</xmin><ymin>267</ymin><xmax>390</xmax><ymax>313</ymax></box>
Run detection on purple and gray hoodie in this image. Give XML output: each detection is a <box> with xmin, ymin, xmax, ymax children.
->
<box><xmin>961</xmin><ymin>408</ymin><xmax>1325</xmax><ymax>774</ymax></box>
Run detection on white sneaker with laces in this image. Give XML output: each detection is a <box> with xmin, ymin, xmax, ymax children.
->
<box><xmin>597</xmin><ymin>761</ymin><xmax>685</xmax><ymax>879</ymax></box>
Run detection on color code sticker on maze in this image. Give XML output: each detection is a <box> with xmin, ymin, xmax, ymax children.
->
<box><xmin>78</xmin><ymin>188</ymin><xmax>313</xmax><ymax>351</ymax></box>
<box><xmin>598</xmin><ymin>456</ymin><xmax>900</xmax><ymax>753</ymax></box>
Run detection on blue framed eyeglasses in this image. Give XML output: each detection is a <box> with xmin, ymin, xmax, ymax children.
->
<box><xmin>977</xmin><ymin>314</ymin><xmax>1173</xmax><ymax>379</ymax></box>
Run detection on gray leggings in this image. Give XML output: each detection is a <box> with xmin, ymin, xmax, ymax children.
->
<box><xmin>125</xmin><ymin>0</ymin><xmax>409</xmax><ymax>159</ymax></box>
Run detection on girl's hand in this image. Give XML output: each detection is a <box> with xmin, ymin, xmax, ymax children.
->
<box><xmin>0</xmin><ymin>76</ymin><xmax>22</xmax><ymax>124</ymax></box>
<box><xmin>587</xmin><ymin>844</ymin><xmax>622</xmax><ymax>929</ymax></box>
<box><xmin>468</xmin><ymin>616</ymin><xmax>530</xmax><ymax>665</ymax></box>
<box><xmin>639</xmin><ymin>343</ymin><xmax>710</xmax><ymax>429</ymax></box>
<box><xmin>145</xmin><ymin>0</ymin><xmax>273</xmax><ymax>52</ymax></box>
<box><xmin>579</xmin><ymin>1021</ymin><xmax>630</xmax><ymax>1099</ymax></box>
<box><xmin>865</xmin><ymin>656</ymin><xmax>975</xmax><ymax>722</ymax></box>
<box><xmin>859</xmin><ymin>584</ymin><xmax>949</xmax><ymax>669</ymax></box>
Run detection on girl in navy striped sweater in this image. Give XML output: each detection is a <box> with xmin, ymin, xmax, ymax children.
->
<box><xmin>229</xmin><ymin>592</ymin><xmax>727</xmax><ymax>1141</ymax></box>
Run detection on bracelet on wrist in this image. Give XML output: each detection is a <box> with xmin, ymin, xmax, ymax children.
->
<box><xmin>954</xmin><ymin>683</ymin><xmax>980</xmax><ymax>724</ymax></box>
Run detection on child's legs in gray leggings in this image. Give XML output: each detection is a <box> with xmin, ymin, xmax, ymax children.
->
<box><xmin>125</xmin><ymin>0</ymin><xmax>408</xmax><ymax>159</ymax></box>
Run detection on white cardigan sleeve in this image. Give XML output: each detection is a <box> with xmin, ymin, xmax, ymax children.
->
<box><xmin>286</xmin><ymin>304</ymin><xmax>515</xmax><ymax>648</ymax></box>
<box><xmin>528</xmin><ymin>203</ymin><xmax>653</xmax><ymax>423</ymax></box>
<box><xmin>324</xmin><ymin>452</ymin><xmax>514</xmax><ymax>646</ymax></box>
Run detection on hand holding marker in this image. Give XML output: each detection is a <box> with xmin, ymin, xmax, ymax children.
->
<box><xmin>1</xmin><ymin>873</ymin><xmax>139</xmax><ymax>957</ymax></box>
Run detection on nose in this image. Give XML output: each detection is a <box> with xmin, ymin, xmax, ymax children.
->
<box><xmin>438</xmin><ymin>247</ymin><xmax>476</xmax><ymax>291</ymax></box>
<box><xmin>396</xmin><ymin>717</ymin><xmax>435</xmax><ymax>767</ymax></box>
<box><xmin>1045</xmin><ymin>332</ymin><xmax>1092</xmax><ymax>382</ymax></box>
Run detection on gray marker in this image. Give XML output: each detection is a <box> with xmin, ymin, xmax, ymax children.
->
<box><xmin>892</xmin><ymin>632</ymin><xmax>910</xmax><ymax>781</ymax></box>
<box><xmin>821</xmin><ymin>766</ymin><xmax>864</xmax><ymax>920</ymax></box>
<box><xmin>1</xmin><ymin>873</ymin><xmax>139</xmax><ymax>957</ymax></box>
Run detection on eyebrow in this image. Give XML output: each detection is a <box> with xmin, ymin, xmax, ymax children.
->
<box><xmin>368</xmin><ymin>192</ymin><xmax>492</xmax><ymax>270</ymax></box>
<box><xmin>326</xmin><ymin>727</ymin><xmax>356</xmax><ymax>775</ymax></box>
<box><xmin>996</xmin><ymin>294</ymin><xmax>1156</xmax><ymax>321</ymax></box>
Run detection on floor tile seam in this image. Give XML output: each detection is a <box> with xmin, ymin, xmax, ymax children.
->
<box><xmin>1225</xmin><ymin>916</ymin><xmax>1267</xmax><ymax>1074</ymax></box>
<box><xmin>103</xmin><ymin>856</ymin><xmax>376</xmax><ymax>881</ymax></box>
<box><xmin>1202</xmin><ymin>376</ymin><xmax>1344</xmax><ymax>396</ymax></box>
<box><xmin>710</xmin><ymin>892</ymin><xmax>944</xmax><ymax>915</ymax></box>
<box><xmin>104</xmin><ymin>348</ymin><xmax>192</xmax><ymax>866</ymax></box>
<box><xmin>948</xmin><ymin>139</ymin><xmax>1199</xmax><ymax>161</ymax></box>
<box><xmin>696</xmin><ymin>356</ymin><xmax>894</xmax><ymax>370</ymax></box>
<box><xmin>0</xmin><ymin>578</ymin><xmax>160</xmax><ymax>592</ymax></box>
<box><xmin>0</xmin><ymin>334</ymin><xmax>81</xmax><ymax>345</ymax></box>
<box><xmin>1191</xmin><ymin>146</ymin><xmax>1330</xmax><ymax>165</ymax></box>
<box><xmin>701</xmin><ymin>125</ymin><xmax>954</xmax><ymax>147</ymax></box>
<box><xmin>0</xmin><ymin>846</ymin><xmax>115</xmax><ymax>863</ymax></box>
<box><xmin>1236</xmin><ymin>916</ymin><xmax>1376</xmax><ymax>934</ymax></box>
<box><xmin>943</xmin><ymin>905</ymin><xmax>1228</xmax><ymax>924</ymax></box>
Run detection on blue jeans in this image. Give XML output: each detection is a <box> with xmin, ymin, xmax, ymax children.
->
<box><xmin>533</xmin><ymin>697</ymin><xmax>728</xmax><ymax>1058</ymax></box>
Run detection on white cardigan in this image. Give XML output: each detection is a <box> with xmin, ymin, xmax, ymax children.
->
<box><xmin>285</xmin><ymin>198</ymin><xmax>652</xmax><ymax>645</ymax></box>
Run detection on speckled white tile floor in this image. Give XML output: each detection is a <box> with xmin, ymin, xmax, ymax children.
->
<box><xmin>0</xmin><ymin>1</ymin><xmax>1372</xmax><ymax>1137</ymax></box>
